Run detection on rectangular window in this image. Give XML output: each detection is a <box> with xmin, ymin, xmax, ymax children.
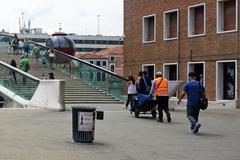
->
<box><xmin>187</xmin><ymin>62</ymin><xmax>205</xmax><ymax>86</ymax></box>
<box><xmin>217</xmin><ymin>0</ymin><xmax>238</xmax><ymax>33</ymax></box>
<box><xmin>188</xmin><ymin>3</ymin><xmax>206</xmax><ymax>37</ymax></box>
<box><xmin>74</xmin><ymin>40</ymin><xmax>84</xmax><ymax>44</ymax></box>
<box><xmin>84</xmin><ymin>40</ymin><xmax>95</xmax><ymax>44</ymax></box>
<box><xmin>163</xmin><ymin>63</ymin><xmax>178</xmax><ymax>97</ymax></box>
<box><xmin>110</xmin><ymin>56</ymin><xmax>115</xmax><ymax>62</ymax></box>
<box><xmin>142</xmin><ymin>14</ymin><xmax>156</xmax><ymax>43</ymax></box>
<box><xmin>96</xmin><ymin>61</ymin><xmax>101</xmax><ymax>66</ymax></box>
<box><xmin>96</xmin><ymin>40</ymin><xmax>107</xmax><ymax>44</ymax></box>
<box><xmin>108</xmin><ymin>41</ymin><xmax>120</xmax><ymax>45</ymax></box>
<box><xmin>164</xmin><ymin>9</ymin><xmax>179</xmax><ymax>40</ymax></box>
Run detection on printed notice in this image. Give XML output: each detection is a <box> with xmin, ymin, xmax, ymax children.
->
<box><xmin>78</xmin><ymin>112</ymin><xmax>93</xmax><ymax>131</ymax></box>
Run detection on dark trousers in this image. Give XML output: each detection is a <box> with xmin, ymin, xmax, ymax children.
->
<box><xmin>49</xmin><ymin>57</ymin><xmax>55</xmax><ymax>69</ymax></box>
<box><xmin>156</xmin><ymin>96</ymin><xmax>170</xmax><ymax>120</ymax></box>
<box><xmin>187</xmin><ymin>107</ymin><xmax>200</xmax><ymax>129</ymax></box>
<box><xmin>126</xmin><ymin>94</ymin><xmax>137</xmax><ymax>109</ymax></box>
<box><xmin>12</xmin><ymin>72</ymin><xmax>17</xmax><ymax>84</ymax></box>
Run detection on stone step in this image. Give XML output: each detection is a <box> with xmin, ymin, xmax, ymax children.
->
<box><xmin>66</xmin><ymin>93</ymin><xmax>110</xmax><ymax>96</ymax></box>
<box><xmin>66</xmin><ymin>97</ymin><xmax>115</xmax><ymax>100</ymax></box>
<box><xmin>65</xmin><ymin>100</ymin><xmax>123</xmax><ymax>104</ymax></box>
<box><xmin>65</xmin><ymin>89</ymin><xmax>101</xmax><ymax>93</ymax></box>
<box><xmin>0</xmin><ymin>49</ymin><xmax>123</xmax><ymax>104</ymax></box>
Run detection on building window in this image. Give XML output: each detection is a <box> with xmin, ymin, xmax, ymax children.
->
<box><xmin>73</xmin><ymin>40</ymin><xmax>84</xmax><ymax>44</ymax></box>
<box><xmin>97</xmin><ymin>72</ymin><xmax>101</xmax><ymax>81</ymax></box>
<box><xmin>163</xmin><ymin>63</ymin><xmax>178</xmax><ymax>97</ymax></box>
<box><xmin>142</xmin><ymin>14</ymin><xmax>156</xmax><ymax>43</ymax></box>
<box><xmin>83</xmin><ymin>48</ymin><xmax>93</xmax><ymax>52</ymax></box>
<box><xmin>164</xmin><ymin>9</ymin><xmax>179</xmax><ymax>40</ymax></box>
<box><xmin>110</xmin><ymin>56</ymin><xmax>115</xmax><ymax>62</ymax></box>
<box><xmin>217</xmin><ymin>0</ymin><xmax>238</xmax><ymax>33</ymax></box>
<box><xmin>84</xmin><ymin>40</ymin><xmax>96</xmax><ymax>44</ymax></box>
<box><xmin>188</xmin><ymin>3</ymin><xmax>206</xmax><ymax>37</ymax></box>
<box><xmin>102</xmin><ymin>73</ymin><xmax>106</xmax><ymax>81</ymax></box>
<box><xmin>108</xmin><ymin>41</ymin><xmax>120</xmax><ymax>45</ymax></box>
<box><xmin>187</xmin><ymin>62</ymin><xmax>205</xmax><ymax>86</ymax></box>
<box><xmin>96</xmin><ymin>40</ymin><xmax>107</xmax><ymax>44</ymax></box>
<box><xmin>96</xmin><ymin>61</ymin><xmax>101</xmax><ymax>66</ymax></box>
<box><xmin>90</xmin><ymin>61</ymin><xmax>94</xmax><ymax>64</ymax></box>
<box><xmin>102</xmin><ymin>61</ymin><xmax>106</xmax><ymax>66</ymax></box>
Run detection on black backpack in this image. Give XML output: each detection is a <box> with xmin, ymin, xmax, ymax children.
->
<box><xmin>13</xmin><ymin>38</ymin><xmax>19</xmax><ymax>45</ymax></box>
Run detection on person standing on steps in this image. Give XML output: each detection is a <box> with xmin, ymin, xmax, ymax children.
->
<box><xmin>48</xmin><ymin>72</ymin><xmax>55</xmax><ymax>80</ymax></box>
<box><xmin>19</xmin><ymin>56</ymin><xmax>30</xmax><ymax>84</ymax></box>
<box><xmin>47</xmin><ymin>48</ymin><xmax>56</xmax><ymax>70</ymax></box>
<box><xmin>10</xmin><ymin>59</ymin><xmax>17</xmax><ymax>84</ymax></box>
<box><xmin>32</xmin><ymin>45</ymin><xmax>40</xmax><ymax>65</ymax></box>
<box><xmin>178</xmin><ymin>72</ymin><xmax>206</xmax><ymax>134</ymax></box>
<box><xmin>150</xmin><ymin>72</ymin><xmax>171</xmax><ymax>123</ymax></box>
<box><xmin>11</xmin><ymin>34</ymin><xmax>19</xmax><ymax>55</ymax></box>
<box><xmin>23</xmin><ymin>38</ymin><xmax>30</xmax><ymax>58</ymax></box>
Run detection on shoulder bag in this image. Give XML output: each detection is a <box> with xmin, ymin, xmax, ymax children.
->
<box><xmin>198</xmin><ymin>82</ymin><xmax>208</xmax><ymax>110</ymax></box>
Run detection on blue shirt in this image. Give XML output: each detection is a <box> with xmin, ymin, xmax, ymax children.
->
<box><xmin>183</xmin><ymin>80</ymin><xmax>205</xmax><ymax>108</ymax></box>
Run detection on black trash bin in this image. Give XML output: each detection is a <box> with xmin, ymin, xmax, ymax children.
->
<box><xmin>72</xmin><ymin>106</ymin><xmax>96</xmax><ymax>143</ymax></box>
<box><xmin>0</xmin><ymin>96</ymin><xmax>4</xmax><ymax>108</ymax></box>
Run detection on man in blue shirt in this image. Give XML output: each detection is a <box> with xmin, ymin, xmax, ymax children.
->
<box><xmin>178</xmin><ymin>72</ymin><xmax>206</xmax><ymax>134</ymax></box>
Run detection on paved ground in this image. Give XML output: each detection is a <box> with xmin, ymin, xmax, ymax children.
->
<box><xmin>0</xmin><ymin>104</ymin><xmax>239</xmax><ymax>160</ymax></box>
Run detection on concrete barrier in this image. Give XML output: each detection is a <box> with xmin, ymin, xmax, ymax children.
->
<box><xmin>29</xmin><ymin>80</ymin><xmax>66</xmax><ymax>111</ymax></box>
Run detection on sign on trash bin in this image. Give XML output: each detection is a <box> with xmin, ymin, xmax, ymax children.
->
<box><xmin>78</xmin><ymin>112</ymin><xmax>94</xmax><ymax>131</ymax></box>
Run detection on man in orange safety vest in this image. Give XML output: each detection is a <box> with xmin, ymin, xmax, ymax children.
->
<box><xmin>150</xmin><ymin>72</ymin><xmax>171</xmax><ymax>123</ymax></box>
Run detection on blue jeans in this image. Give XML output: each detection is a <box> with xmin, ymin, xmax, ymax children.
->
<box><xmin>187</xmin><ymin>107</ymin><xmax>200</xmax><ymax>129</ymax></box>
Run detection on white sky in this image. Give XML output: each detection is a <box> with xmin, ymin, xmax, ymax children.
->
<box><xmin>0</xmin><ymin>0</ymin><xmax>123</xmax><ymax>36</ymax></box>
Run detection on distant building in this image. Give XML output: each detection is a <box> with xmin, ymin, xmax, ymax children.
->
<box><xmin>124</xmin><ymin>0</ymin><xmax>240</xmax><ymax>108</ymax></box>
<box><xmin>14</xmin><ymin>33</ymin><xmax>123</xmax><ymax>54</ymax></box>
<box><xmin>76</xmin><ymin>46</ymin><xmax>123</xmax><ymax>76</ymax></box>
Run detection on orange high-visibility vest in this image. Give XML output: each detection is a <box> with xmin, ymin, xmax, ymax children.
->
<box><xmin>154</xmin><ymin>77</ymin><xmax>169</xmax><ymax>96</ymax></box>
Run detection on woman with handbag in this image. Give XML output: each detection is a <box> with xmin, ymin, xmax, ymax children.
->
<box><xmin>126</xmin><ymin>76</ymin><xmax>137</xmax><ymax>110</ymax></box>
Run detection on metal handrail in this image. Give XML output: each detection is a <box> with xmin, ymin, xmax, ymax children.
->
<box><xmin>0</xmin><ymin>33</ymin><xmax>128</xmax><ymax>81</ymax></box>
<box><xmin>0</xmin><ymin>60</ymin><xmax>40</xmax><ymax>82</ymax></box>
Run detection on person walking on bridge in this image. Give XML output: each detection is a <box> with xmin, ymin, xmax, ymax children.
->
<box><xmin>20</xmin><ymin>56</ymin><xmax>30</xmax><ymax>84</ymax></box>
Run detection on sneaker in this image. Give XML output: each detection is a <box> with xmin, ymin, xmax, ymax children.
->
<box><xmin>193</xmin><ymin>123</ymin><xmax>201</xmax><ymax>134</ymax></box>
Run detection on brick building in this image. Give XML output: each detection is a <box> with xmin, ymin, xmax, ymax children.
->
<box><xmin>76</xmin><ymin>46</ymin><xmax>124</xmax><ymax>76</ymax></box>
<box><xmin>124</xmin><ymin>0</ymin><xmax>240</xmax><ymax>107</ymax></box>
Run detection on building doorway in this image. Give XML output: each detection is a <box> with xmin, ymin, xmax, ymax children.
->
<box><xmin>163</xmin><ymin>63</ymin><xmax>178</xmax><ymax>80</ymax></box>
<box><xmin>188</xmin><ymin>62</ymin><xmax>205</xmax><ymax>85</ymax></box>
<box><xmin>217</xmin><ymin>61</ymin><xmax>237</xmax><ymax>100</ymax></box>
<box><xmin>163</xmin><ymin>63</ymin><xmax>178</xmax><ymax>97</ymax></box>
<box><xmin>142</xmin><ymin>64</ymin><xmax>155</xmax><ymax>80</ymax></box>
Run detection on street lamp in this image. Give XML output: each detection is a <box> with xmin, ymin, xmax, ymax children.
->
<box><xmin>59</xmin><ymin>23</ymin><xmax>62</xmax><ymax>32</ymax></box>
<box><xmin>97</xmin><ymin>15</ymin><xmax>100</xmax><ymax>35</ymax></box>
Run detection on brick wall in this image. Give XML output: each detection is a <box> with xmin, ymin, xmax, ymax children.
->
<box><xmin>124</xmin><ymin>0</ymin><xmax>240</xmax><ymax>101</ymax></box>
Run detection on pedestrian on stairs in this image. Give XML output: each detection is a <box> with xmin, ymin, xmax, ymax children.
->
<box><xmin>10</xmin><ymin>59</ymin><xmax>17</xmax><ymax>84</ymax></box>
<box><xmin>20</xmin><ymin>56</ymin><xmax>30</xmax><ymax>84</ymax></box>
<box><xmin>11</xmin><ymin>34</ymin><xmax>19</xmax><ymax>55</ymax></box>
<box><xmin>48</xmin><ymin>72</ymin><xmax>54</xmax><ymax>80</ymax></box>
<box><xmin>47</xmin><ymin>48</ymin><xmax>56</xmax><ymax>70</ymax></box>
